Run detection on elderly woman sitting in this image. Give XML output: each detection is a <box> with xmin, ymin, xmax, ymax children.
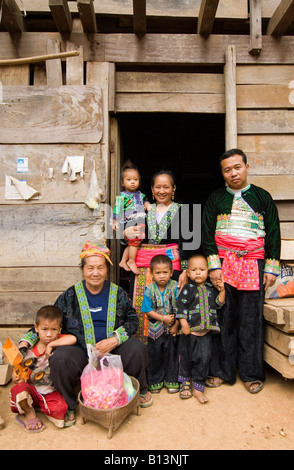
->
<box><xmin>19</xmin><ymin>242</ymin><xmax>152</xmax><ymax>425</ymax></box>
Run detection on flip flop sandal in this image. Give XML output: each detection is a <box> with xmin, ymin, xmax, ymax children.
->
<box><xmin>140</xmin><ymin>392</ymin><xmax>153</xmax><ymax>408</ymax></box>
<box><xmin>244</xmin><ymin>380</ymin><xmax>264</xmax><ymax>394</ymax></box>
<box><xmin>15</xmin><ymin>414</ymin><xmax>45</xmax><ymax>433</ymax></box>
<box><xmin>179</xmin><ymin>381</ymin><xmax>192</xmax><ymax>399</ymax></box>
<box><xmin>64</xmin><ymin>409</ymin><xmax>76</xmax><ymax>427</ymax></box>
<box><xmin>205</xmin><ymin>376</ymin><xmax>224</xmax><ymax>388</ymax></box>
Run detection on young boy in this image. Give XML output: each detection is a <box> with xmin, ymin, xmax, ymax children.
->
<box><xmin>141</xmin><ymin>254</ymin><xmax>179</xmax><ymax>393</ymax></box>
<box><xmin>176</xmin><ymin>254</ymin><xmax>225</xmax><ymax>404</ymax></box>
<box><xmin>10</xmin><ymin>305</ymin><xmax>77</xmax><ymax>432</ymax></box>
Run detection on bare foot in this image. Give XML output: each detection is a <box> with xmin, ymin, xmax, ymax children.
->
<box><xmin>193</xmin><ymin>389</ymin><xmax>209</xmax><ymax>404</ymax></box>
<box><xmin>119</xmin><ymin>260</ymin><xmax>131</xmax><ymax>271</ymax></box>
<box><xmin>127</xmin><ymin>260</ymin><xmax>140</xmax><ymax>275</ymax></box>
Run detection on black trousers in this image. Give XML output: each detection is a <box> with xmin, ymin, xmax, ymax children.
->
<box><xmin>210</xmin><ymin>259</ymin><xmax>265</xmax><ymax>385</ymax></box>
<box><xmin>49</xmin><ymin>338</ymin><xmax>148</xmax><ymax>409</ymax></box>
<box><xmin>147</xmin><ymin>333</ymin><xmax>179</xmax><ymax>390</ymax></box>
<box><xmin>178</xmin><ymin>333</ymin><xmax>212</xmax><ymax>392</ymax></box>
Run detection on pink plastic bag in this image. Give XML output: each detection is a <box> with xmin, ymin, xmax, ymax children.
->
<box><xmin>81</xmin><ymin>345</ymin><xmax>129</xmax><ymax>410</ymax></box>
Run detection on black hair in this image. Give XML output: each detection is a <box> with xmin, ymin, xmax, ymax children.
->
<box><xmin>35</xmin><ymin>305</ymin><xmax>63</xmax><ymax>326</ymax></box>
<box><xmin>150</xmin><ymin>169</ymin><xmax>176</xmax><ymax>187</ymax></box>
<box><xmin>219</xmin><ymin>148</ymin><xmax>247</xmax><ymax>167</ymax></box>
<box><xmin>120</xmin><ymin>160</ymin><xmax>141</xmax><ymax>185</ymax></box>
<box><xmin>150</xmin><ymin>254</ymin><xmax>173</xmax><ymax>272</ymax></box>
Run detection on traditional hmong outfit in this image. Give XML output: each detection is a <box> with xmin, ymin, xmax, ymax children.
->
<box><xmin>176</xmin><ymin>281</ymin><xmax>224</xmax><ymax>392</ymax></box>
<box><xmin>20</xmin><ymin>280</ymin><xmax>148</xmax><ymax>409</ymax></box>
<box><xmin>10</xmin><ymin>340</ymin><xmax>68</xmax><ymax>428</ymax></box>
<box><xmin>113</xmin><ymin>190</ymin><xmax>148</xmax><ymax>246</ymax></box>
<box><xmin>141</xmin><ymin>279</ymin><xmax>179</xmax><ymax>392</ymax></box>
<box><xmin>131</xmin><ymin>202</ymin><xmax>193</xmax><ymax>343</ymax></box>
<box><xmin>202</xmin><ymin>183</ymin><xmax>281</xmax><ymax>384</ymax></box>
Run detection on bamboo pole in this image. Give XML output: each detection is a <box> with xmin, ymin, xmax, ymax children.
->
<box><xmin>0</xmin><ymin>50</ymin><xmax>80</xmax><ymax>66</ymax></box>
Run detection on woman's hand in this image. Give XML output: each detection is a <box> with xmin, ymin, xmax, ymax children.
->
<box><xmin>177</xmin><ymin>270</ymin><xmax>188</xmax><ymax>291</ymax></box>
<box><xmin>95</xmin><ymin>337</ymin><xmax>119</xmax><ymax>354</ymax></box>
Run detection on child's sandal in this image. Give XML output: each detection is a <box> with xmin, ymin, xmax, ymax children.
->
<box><xmin>179</xmin><ymin>381</ymin><xmax>192</xmax><ymax>399</ymax></box>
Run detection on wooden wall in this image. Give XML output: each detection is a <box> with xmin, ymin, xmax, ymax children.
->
<box><xmin>0</xmin><ymin>49</ymin><xmax>114</xmax><ymax>328</ymax></box>
<box><xmin>236</xmin><ymin>65</ymin><xmax>294</xmax><ymax>259</ymax></box>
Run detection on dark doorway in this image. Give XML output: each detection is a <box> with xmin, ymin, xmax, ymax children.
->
<box><xmin>115</xmin><ymin>112</ymin><xmax>225</xmax><ymax>291</ymax></box>
<box><xmin>117</xmin><ymin>112</ymin><xmax>225</xmax><ymax>207</ymax></box>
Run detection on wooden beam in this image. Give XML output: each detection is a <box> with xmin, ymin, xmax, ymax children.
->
<box><xmin>267</xmin><ymin>0</ymin><xmax>294</xmax><ymax>36</ymax></box>
<box><xmin>0</xmin><ymin>0</ymin><xmax>24</xmax><ymax>34</ymax></box>
<box><xmin>224</xmin><ymin>45</ymin><xmax>237</xmax><ymax>150</ymax></box>
<box><xmin>133</xmin><ymin>0</ymin><xmax>146</xmax><ymax>35</ymax></box>
<box><xmin>77</xmin><ymin>0</ymin><xmax>97</xmax><ymax>33</ymax></box>
<box><xmin>49</xmin><ymin>0</ymin><xmax>72</xmax><ymax>34</ymax></box>
<box><xmin>249</xmin><ymin>0</ymin><xmax>262</xmax><ymax>55</ymax></box>
<box><xmin>197</xmin><ymin>0</ymin><xmax>219</xmax><ymax>36</ymax></box>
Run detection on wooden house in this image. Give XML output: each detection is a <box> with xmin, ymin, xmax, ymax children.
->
<box><xmin>1</xmin><ymin>0</ymin><xmax>294</xmax><ymax>378</ymax></box>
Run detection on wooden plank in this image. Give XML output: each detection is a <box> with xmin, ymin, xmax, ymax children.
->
<box><xmin>197</xmin><ymin>0</ymin><xmax>220</xmax><ymax>36</ymax></box>
<box><xmin>280</xmin><ymin>222</ymin><xmax>294</xmax><ymax>239</ymax></box>
<box><xmin>0</xmin><ymin>86</ymin><xmax>103</xmax><ymax>143</ymax></box>
<box><xmin>0</xmin><ymin>328</ymin><xmax>30</xmax><ymax>344</ymax></box>
<box><xmin>264</xmin><ymin>343</ymin><xmax>294</xmax><ymax>379</ymax></box>
<box><xmin>237</xmin><ymin>84</ymin><xmax>294</xmax><ymax>108</ymax></box>
<box><xmin>249</xmin><ymin>0</ymin><xmax>262</xmax><ymax>55</ymax></box>
<box><xmin>133</xmin><ymin>0</ymin><xmax>146</xmax><ymax>35</ymax></box>
<box><xmin>238</xmin><ymin>110</ymin><xmax>294</xmax><ymax>134</ymax></box>
<box><xmin>116</xmin><ymin>71</ymin><xmax>224</xmax><ymax>93</ymax></box>
<box><xmin>0</xmin><ymin>267</ymin><xmax>81</xmax><ymax>292</ymax></box>
<box><xmin>116</xmin><ymin>92</ymin><xmax>225</xmax><ymax>113</ymax></box>
<box><xmin>0</xmin><ymin>65</ymin><xmax>29</xmax><ymax>85</ymax></box>
<box><xmin>237</xmin><ymin>65</ymin><xmax>294</xmax><ymax>84</ymax></box>
<box><xmin>1</xmin><ymin>0</ymin><xmax>24</xmax><ymax>34</ymax></box>
<box><xmin>261</xmin><ymin>0</ymin><xmax>282</xmax><ymax>18</ymax></box>
<box><xmin>248</xmin><ymin>175</ymin><xmax>294</xmax><ymax>200</ymax></box>
<box><xmin>77</xmin><ymin>0</ymin><xmax>97</xmax><ymax>33</ymax></box>
<box><xmin>225</xmin><ymin>45</ymin><xmax>237</xmax><ymax>150</ymax></box>
<box><xmin>276</xmin><ymin>202</ymin><xmax>294</xmax><ymax>221</ymax></box>
<box><xmin>263</xmin><ymin>303</ymin><xmax>285</xmax><ymax>326</ymax></box>
<box><xmin>0</xmin><ymin>204</ymin><xmax>106</xmax><ymax>267</ymax></box>
<box><xmin>86</xmin><ymin>62</ymin><xmax>116</xmax><ymax>202</ymax></box>
<box><xmin>46</xmin><ymin>39</ymin><xmax>63</xmax><ymax>86</ymax></box>
<box><xmin>49</xmin><ymin>0</ymin><xmax>72</xmax><ymax>34</ymax></box>
<box><xmin>0</xmin><ymin>143</ymin><xmax>104</xmax><ymax>204</ymax></box>
<box><xmin>66</xmin><ymin>42</ymin><xmax>84</xmax><ymax>85</ymax></box>
<box><xmin>4</xmin><ymin>32</ymin><xmax>294</xmax><ymax>65</ymax></box>
<box><xmin>15</xmin><ymin>0</ymin><xmax>248</xmax><ymax>19</ymax></box>
<box><xmin>281</xmin><ymin>240</ymin><xmax>294</xmax><ymax>260</ymax></box>
<box><xmin>265</xmin><ymin>324</ymin><xmax>294</xmax><ymax>356</ymax></box>
<box><xmin>267</xmin><ymin>0</ymin><xmax>294</xmax><ymax>36</ymax></box>
<box><xmin>0</xmin><ymin>292</ymin><xmax>61</xmax><ymax>325</ymax></box>
<box><xmin>264</xmin><ymin>299</ymin><xmax>294</xmax><ymax>333</ymax></box>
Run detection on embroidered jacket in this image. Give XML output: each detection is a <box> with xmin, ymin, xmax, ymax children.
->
<box><xmin>141</xmin><ymin>279</ymin><xmax>179</xmax><ymax>340</ymax></box>
<box><xmin>20</xmin><ymin>281</ymin><xmax>138</xmax><ymax>352</ymax></box>
<box><xmin>176</xmin><ymin>281</ymin><xmax>224</xmax><ymax>334</ymax></box>
<box><xmin>202</xmin><ymin>184</ymin><xmax>281</xmax><ymax>276</ymax></box>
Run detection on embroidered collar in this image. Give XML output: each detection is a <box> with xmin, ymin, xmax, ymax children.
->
<box><xmin>226</xmin><ymin>184</ymin><xmax>251</xmax><ymax>196</ymax></box>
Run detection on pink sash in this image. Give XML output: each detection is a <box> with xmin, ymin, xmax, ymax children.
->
<box><xmin>215</xmin><ymin>235</ymin><xmax>264</xmax><ymax>291</ymax></box>
<box><xmin>135</xmin><ymin>243</ymin><xmax>181</xmax><ymax>271</ymax></box>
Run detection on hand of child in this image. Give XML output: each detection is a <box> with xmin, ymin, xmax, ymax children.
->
<box><xmin>169</xmin><ymin>321</ymin><xmax>178</xmax><ymax>337</ymax></box>
<box><xmin>216</xmin><ymin>277</ymin><xmax>225</xmax><ymax>292</ymax></box>
<box><xmin>45</xmin><ymin>344</ymin><xmax>54</xmax><ymax>358</ymax></box>
<box><xmin>180</xmin><ymin>320</ymin><xmax>191</xmax><ymax>335</ymax></box>
<box><xmin>112</xmin><ymin>220</ymin><xmax>118</xmax><ymax>232</ymax></box>
<box><xmin>12</xmin><ymin>369</ymin><xmax>25</xmax><ymax>384</ymax></box>
<box><xmin>144</xmin><ymin>202</ymin><xmax>152</xmax><ymax>212</ymax></box>
<box><xmin>163</xmin><ymin>314</ymin><xmax>175</xmax><ymax>327</ymax></box>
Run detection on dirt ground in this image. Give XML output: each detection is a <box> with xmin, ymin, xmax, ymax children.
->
<box><xmin>1</xmin><ymin>363</ymin><xmax>294</xmax><ymax>452</ymax></box>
